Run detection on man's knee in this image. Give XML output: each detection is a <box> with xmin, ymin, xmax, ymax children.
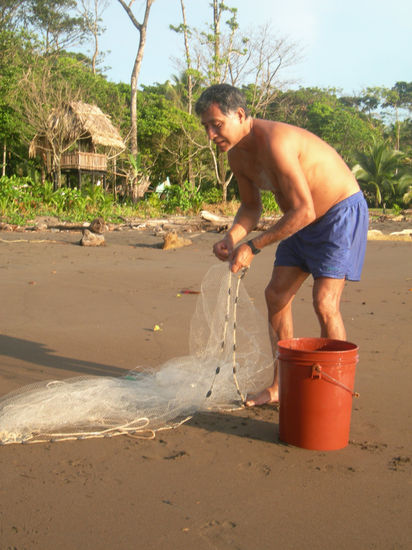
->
<box><xmin>313</xmin><ymin>295</ymin><xmax>330</xmax><ymax>318</ymax></box>
<box><xmin>265</xmin><ymin>281</ymin><xmax>290</xmax><ymax>313</ymax></box>
<box><xmin>265</xmin><ymin>267</ymin><xmax>308</xmax><ymax>313</ymax></box>
<box><xmin>313</xmin><ymin>290</ymin><xmax>340</xmax><ymax>319</ymax></box>
<box><xmin>265</xmin><ymin>283</ymin><xmax>276</xmax><ymax>307</ymax></box>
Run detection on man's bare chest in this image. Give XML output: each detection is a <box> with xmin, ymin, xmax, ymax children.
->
<box><xmin>241</xmin><ymin>162</ymin><xmax>280</xmax><ymax>195</ymax></box>
<box><xmin>255</xmin><ymin>168</ymin><xmax>276</xmax><ymax>192</ymax></box>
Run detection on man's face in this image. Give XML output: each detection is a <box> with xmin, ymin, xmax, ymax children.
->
<box><xmin>200</xmin><ymin>103</ymin><xmax>245</xmax><ymax>152</ymax></box>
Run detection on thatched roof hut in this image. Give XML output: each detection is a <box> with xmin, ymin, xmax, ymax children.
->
<box><xmin>29</xmin><ymin>101</ymin><xmax>126</xmax><ymax>161</ymax></box>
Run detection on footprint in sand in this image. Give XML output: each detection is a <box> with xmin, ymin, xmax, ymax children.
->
<box><xmin>237</xmin><ymin>460</ymin><xmax>272</xmax><ymax>477</ymax></box>
<box><xmin>200</xmin><ymin>519</ymin><xmax>239</xmax><ymax>549</ymax></box>
<box><xmin>388</xmin><ymin>456</ymin><xmax>411</xmax><ymax>472</ymax></box>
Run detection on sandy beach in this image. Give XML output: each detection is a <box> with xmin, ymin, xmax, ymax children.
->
<box><xmin>0</xmin><ymin>223</ymin><xmax>411</xmax><ymax>550</ymax></box>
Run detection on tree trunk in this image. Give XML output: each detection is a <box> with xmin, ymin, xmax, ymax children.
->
<box><xmin>179</xmin><ymin>0</ymin><xmax>194</xmax><ymax>187</ymax></box>
<box><xmin>92</xmin><ymin>32</ymin><xmax>98</xmax><ymax>75</ymax></box>
<box><xmin>118</xmin><ymin>0</ymin><xmax>155</xmax><ymax>157</ymax></box>
<box><xmin>395</xmin><ymin>120</ymin><xmax>400</xmax><ymax>151</ymax></box>
<box><xmin>2</xmin><ymin>140</ymin><xmax>6</xmax><ymax>177</ymax></box>
<box><xmin>212</xmin><ymin>0</ymin><xmax>221</xmax><ymax>84</ymax></box>
<box><xmin>53</xmin><ymin>155</ymin><xmax>62</xmax><ymax>190</ymax></box>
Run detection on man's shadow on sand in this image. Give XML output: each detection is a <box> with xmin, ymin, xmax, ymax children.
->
<box><xmin>187</xmin><ymin>409</ymin><xmax>281</xmax><ymax>445</ymax></box>
<box><xmin>0</xmin><ymin>334</ymin><xmax>128</xmax><ymax>379</ymax></box>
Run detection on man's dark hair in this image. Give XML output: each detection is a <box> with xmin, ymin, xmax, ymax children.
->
<box><xmin>195</xmin><ymin>84</ymin><xmax>250</xmax><ymax>117</ymax></box>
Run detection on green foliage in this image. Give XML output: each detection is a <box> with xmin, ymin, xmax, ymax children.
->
<box><xmin>0</xmin><ymin>30</ymin><xmax>37</xmax><ymax>173</ymax></box>
<box><xmin>260</xmin><ymin>191</ymin><xmax>279</xmax><ymax>215</ymax></box>
<box><xmin>352</xmin><ymin>140</ymin><xmax>412</xmax><ymax>208</ymax></box>
<box><xmin>163</xmin><ymin>181</ymin><xmax>203</xmax><ymax>214</ymax></box>
<box><xmin>138</xmin><ymin>84</ymin><xmax>191</xmax><ymax>138</ymax></box>
<box><xmin>25</xmin><ymin>0</ymin><xmax>84</xmax><ymax>53</ymax></box>
<box><xmin>402</xmin><ymin>185</ymin><xmax>412</xmax><ymax>207</ymax></box>
<box><xmin>136</xmin><ymin>83</ymin><xmax>203</xmax><ymax>185</ymax></box>
<box><xmin>144</xmin><ymin>192</ymin><xmax>163</xmax><ymax>214</ymax></box>
<box><xmin>352</xmin><ymin>83</ymin><xmax>412</xmax><ymax>151</ymax></box>
<box><xmin>0</xmin><ymin>175</ymin><xmax>232</xmax><ymax>222</ymax></box>
<box><xmin>0</xmin><ymin>175</ymin><xmax>115</xmax><ymax>223</ymax></box>
<box><xmin>201</xmin><ymin>186</ymin><xmax>223</xmax><ymax>204</ymax></box>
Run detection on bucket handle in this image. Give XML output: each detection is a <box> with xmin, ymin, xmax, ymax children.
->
<box><xmin>311</xmin><ymin>364</ymin><xmax>360</xmax><ymax>398</ymax></box>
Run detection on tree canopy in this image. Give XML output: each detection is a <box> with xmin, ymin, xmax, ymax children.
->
<box><xmin>0</xmin><ymin>0</ymin><xmax>411</xmax><ymax>208</ymax></box>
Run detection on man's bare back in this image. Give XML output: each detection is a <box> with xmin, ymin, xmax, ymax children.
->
<box><xmin>229</xmin><ymin>119</ymin><xmax>360</xmax><ymax>220</ymax></box>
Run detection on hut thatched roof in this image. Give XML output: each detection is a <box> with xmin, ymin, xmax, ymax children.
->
<box><xmin>68</xmin><ymin>102</ymin><xmax>125</xmax><ymax>149</ymax></box>
<box><xmin>29</xmin><ymin>101</ymin><xmax>125</xmax><ymax>157</ymax></box>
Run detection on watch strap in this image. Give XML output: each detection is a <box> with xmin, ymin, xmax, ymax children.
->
<box><xmin>246</xmin><ymin>239</ymin><xmax>261</xmax><ymax>255</ymax></box>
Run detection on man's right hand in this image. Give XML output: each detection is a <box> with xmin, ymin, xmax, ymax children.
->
<box><xmin>213</xmin><ymin>238</ymin><xmax>233</xmax><ymax>261</ymax></box>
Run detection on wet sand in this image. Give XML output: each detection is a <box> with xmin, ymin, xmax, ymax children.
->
<box><xmin>0</xmin><ymin>226</ymin><xmax>411</xmax><ymax>549</ymax></box>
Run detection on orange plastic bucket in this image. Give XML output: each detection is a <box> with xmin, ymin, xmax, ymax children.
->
<box><xmin>278</xmin><ymin>338</ymin><xmax>359</xmax><ymax>450</ymax></box>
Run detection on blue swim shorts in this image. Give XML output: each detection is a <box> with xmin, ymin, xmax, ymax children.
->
<box><xmin>275</xmin><ymin>191</ymin><xmax>368</xmax><ymax>281</ymax></box>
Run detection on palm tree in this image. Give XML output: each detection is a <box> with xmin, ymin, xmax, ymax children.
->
<box><xmin>353</xmin><ymin>140</ymin><xmax>412</xmax><ymax>208</ymax></box>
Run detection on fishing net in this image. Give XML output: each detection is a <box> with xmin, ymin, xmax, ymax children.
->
<box><xmin>0</xmin><ymin>265</ymin><xmax>273</xmax><ymax>445</ymax></box>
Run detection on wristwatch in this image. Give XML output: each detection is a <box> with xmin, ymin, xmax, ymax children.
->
<box><xmin>246</xmin><ymin>239</ymin><xmax>261</xmax><ymax>255</ymax></box>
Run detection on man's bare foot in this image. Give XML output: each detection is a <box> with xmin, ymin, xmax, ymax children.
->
<box><xmin>245</xmin><ymin>387</ymin><xmax>279</xmax><ymax>407</ymax></box>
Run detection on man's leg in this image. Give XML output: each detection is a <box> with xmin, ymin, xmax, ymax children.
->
<box><xmin>312</xmin><ymin>277</ymin><xmax>347</xmax><ymax>339</ymax></box>
<box><xmin>246</xmin><ymin>265</ymin><xmax>309</xmax><ymax>406</ymax></box>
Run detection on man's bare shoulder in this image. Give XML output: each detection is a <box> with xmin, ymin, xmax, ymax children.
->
<box><xmin>253</xmin><ymin>119</ymin><xmax>311</xmax><ymax>143</ymax></box>
<box><xmin>253</xmin><ymin>119</ymin><xmax>339</xmax><ymax>164</ymax></box>
<box><xmin>251</xmin><ymin>119</ymin><xmax>308</xmax><ymax>155</ymax></box>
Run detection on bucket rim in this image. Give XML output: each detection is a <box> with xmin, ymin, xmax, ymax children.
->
<box><xmin>277</xmin><ymin>337</ymin><xmax>358</xmax><ymax>354</ymax></box>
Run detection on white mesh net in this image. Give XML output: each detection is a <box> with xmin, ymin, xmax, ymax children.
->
<box><xmin>0</xmin><ymin>265</ymin><xmax>273</xmax><ymax>444</ymax></box>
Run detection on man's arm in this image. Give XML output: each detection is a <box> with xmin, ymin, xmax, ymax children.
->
<box><xmin>228</xmin><ymin>174</ymin><xmax>262</xmax><ymax>242</ymax></box>
<box><xmin>213</xmin><ymin>164</ymin><xmax>262</xmax><ymax>262</ymax></box>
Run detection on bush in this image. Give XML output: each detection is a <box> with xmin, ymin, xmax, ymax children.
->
<box><xmin>261</xmin><ymin>191</ymin><xmax>280</xmax><ymax>215</ymax></box>
<box><xmin>0</xmin><ymin>175</ymin><xmax>281</xmax><ymax>224</ymax></box>
<box><xmin>200</xmin><ymin>186</ymin><xmax>223</xmax><ymax>204</ymax></box>
<box><xmin>0</xmin><ymin>175</ymin><xmax>39</xmax><ymax>224</ymax></box>
<box><xmin>163</xmin><ymin>182</ymin><xmax>203</xmax><ymax>214</ymax></box>
<box><xmin>0</xmin><ymin>176</ymin><xmax>117</xmax><ymax>223</ymax></box>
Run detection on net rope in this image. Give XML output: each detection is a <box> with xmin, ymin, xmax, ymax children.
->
<box><xmin>0</xmin><ymin>265</ymin><xmax>273</xmax><ymax>445</ymax></box>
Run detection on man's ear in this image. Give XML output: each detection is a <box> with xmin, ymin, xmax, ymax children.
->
<box><xmin>236</xmin><ymin>107</ymin><xmax>247</xmax><ymax>122</ymax></box>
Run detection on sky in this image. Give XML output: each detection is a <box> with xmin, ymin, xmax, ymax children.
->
<box><xmin>95</xmin><ymin>0</ymin><xmax>411</xmax><ymax>95</ymax></box>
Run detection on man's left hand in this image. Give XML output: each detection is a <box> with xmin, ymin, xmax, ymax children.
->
<box><xmin>230</xmin><ymin>243</ymin><xmax>254</xmax><ymax>273</ymax></box>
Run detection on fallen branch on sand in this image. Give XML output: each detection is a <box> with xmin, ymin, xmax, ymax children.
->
<box><xmin>367</xmin><ymin>230</ymin><xmax>412</xmax><ymax>242</ymax></box>
<box><xmin>0</xmin><ymin>238</ymin><xmax>67</xmax><ymax>244</ymax></box>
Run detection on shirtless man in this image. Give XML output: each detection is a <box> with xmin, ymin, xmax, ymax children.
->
<box><xmin>195</xmin><ymin>84</ymin><xmax>368</xmax><ymax>406</ymax></box>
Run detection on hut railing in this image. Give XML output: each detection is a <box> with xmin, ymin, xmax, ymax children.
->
<box><xmin>61</xmin><ymin>152</ymin><xmax>107</xmax><ymax>172</ymax></box>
